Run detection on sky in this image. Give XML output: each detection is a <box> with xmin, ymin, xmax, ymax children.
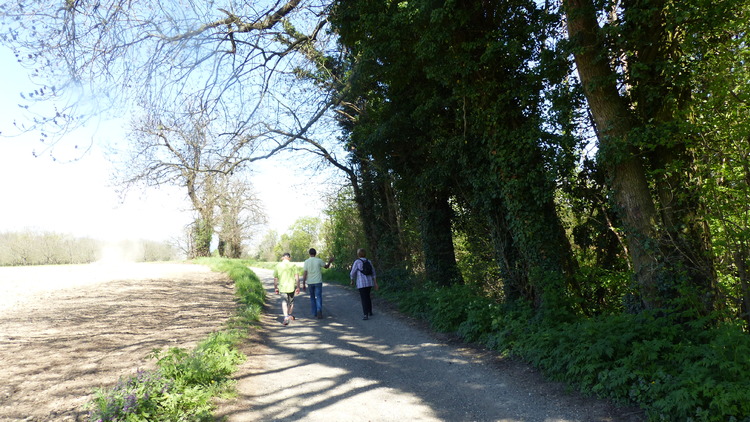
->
<box><xmin>0</xmin><ymin>47</ymin><xmax>328</xmax><ymax>244</ymax></box>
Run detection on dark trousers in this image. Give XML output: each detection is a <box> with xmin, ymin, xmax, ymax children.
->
<box><xmin>358</xmin><ymin>286</ymin><xmax>373</xmax><ymax>316</ymax></box>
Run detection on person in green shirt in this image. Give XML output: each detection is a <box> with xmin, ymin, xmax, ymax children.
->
<box><xmin>301</xmin><ymin>248</ymin><xmax>334</xmax><ymax>319</ymax></box>
<box><xmin>273</xmin><ymin>252</ymin><xmax>300</xmax><ymax>326</ymax></box>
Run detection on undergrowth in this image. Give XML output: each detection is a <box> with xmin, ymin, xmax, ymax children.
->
<box><xmin>85</xmin><ymin>258</ymin><xmax>264</xmax><ymax>421</ymax></box>
<box><xmin>378</xmin><ymin>273</ymin><xmax>750</xmax><ymax>422</ymax></box>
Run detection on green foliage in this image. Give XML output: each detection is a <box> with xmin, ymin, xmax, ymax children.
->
<box><xmin>379</xmin><ymin>273</ymin><xmax>750</xmax><ymax>421</ymax></box>
<box><xmin>275</xmin><ymin>216</ymin><xmax>324</xmax><ymax>261</ymax></box>
<box><xmin>252</xmin><ymin>230</ymin><xmax>280</xmax><ymax>262</ymax></box>
<box><xmin>86</xmin><ymin>331</ymin><xmax>243</xmax><ymax>422</ymax></box>
<box><xmin>149</xmin><ymin>330</ymin><xmax>245</xmax><ymax>387</ymax></box>
<box><xmin>321</xmin><ymin>187</ymin><xmax>367</xmax><ymax>267</ymax></box>
<box><xmin>196</xmin><ymin>257</ymin><xmax>266</xmax><ymax>325</ymax></box>
<box><xmin>86</xmin><ymin>257</ymin><xmax>266</xmax><ymax>421</ymax></box>
<box><xmin>508</xmin><ymin>314</ymin><xmax>750</xmax><ymax>421</ymax></box>
<box><xmin>320</xmin><ymin>267</ymin><xmax>351</xmax><ymax>286</ymax></box>
<box><xmin>571</xmin><ymin>265</ymin><xmax>634</xmax><ymax>316</ymax></box>
<box><xmin>86</xmin><ymin>369</ymin><xmax>185</xmax><ymax>422</ymax></box>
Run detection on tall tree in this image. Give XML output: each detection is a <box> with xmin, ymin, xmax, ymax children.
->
<box><xmin>332</xmin><ymin>0</ymin><xmax>465</xmax><ymax>285</ymax></box>
<box><xmin>332</xmin><ymin>1</ymin><xmax>582</xmax><ymax>311</ymax></box>
<box><xmin>120</xmin><ymin>100</ymin><xmax>265</xmax><ymax>256</ymax></box>
<box><xmin>559</xmin><ymin>0</ymin><xmax>747</xmax><ymax>314</ymax></box>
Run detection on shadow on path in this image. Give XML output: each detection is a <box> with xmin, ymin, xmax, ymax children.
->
<box><xmin>215</xmin><ymin>268</ymin><xmax>645</xmax><ymax>422</ymax></box>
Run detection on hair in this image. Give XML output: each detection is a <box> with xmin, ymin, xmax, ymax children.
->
<box><xmin>309</xmin><ymin>248</ymin><xmax>317</xmax><ymax>256</ymax></box>
<box><xmin>357</xmin><ymin>248</ymin><xmax>366</xmax><ymax>258</ymax></box>
<box><xmin>282</xmin><ymin>252</ymin><xmax>291</xmax><ymax>259</ymax></box>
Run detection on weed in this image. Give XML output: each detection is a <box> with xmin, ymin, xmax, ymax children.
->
<box><xmin>85</xmin><ymin>258</ymin><xmax>264</xmax><ymax>421</ymax></box>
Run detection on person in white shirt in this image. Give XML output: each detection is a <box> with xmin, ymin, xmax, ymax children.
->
<box><xmin>302</xmin><ymin>248</ymin><xmax>334</xmax><ymax>319</ymax></box>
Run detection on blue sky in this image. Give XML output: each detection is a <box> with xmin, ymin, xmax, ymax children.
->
<box><xmin>0</xmin><ymin>47</ymin><xmax>325</xmax><ymax>243</ymax></box>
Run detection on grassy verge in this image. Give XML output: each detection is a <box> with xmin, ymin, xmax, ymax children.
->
<box><xmin>85</xmin><ymin>258</ymin><xmax>265</xmax><ymax>421</ymax></box>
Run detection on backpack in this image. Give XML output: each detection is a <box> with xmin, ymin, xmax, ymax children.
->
<box><xmin>359</xmin><ymin>258</ymin><xmax>373</xmax><ymax>276</ymax></box>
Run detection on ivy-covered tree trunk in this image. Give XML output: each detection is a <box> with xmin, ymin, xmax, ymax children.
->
<box><xmin>485</xmin><ymin>201</ymin><xmax>529</xmax><ymax>303</ymax></box>
<box><xmin>419</xmin><ymin>190</ymin><xmax>463</xmax><ymax>286</ymax></box>
<box><xmin>352</xmin><ymin>158</ymin><xmax>410</xmax><ymax>272</ymax></box>
<box><xmin>622</xmin><ymin>0</ymin><xmax>717</xmax><ymax>312</ymax></box>
<box><xmin>192</xmin><ymin>218</ymin><xmax>213</xmax><ymax>258</ymax></box>
<box><xmin>495</xmin><ymin>139</ymin><xmax>581</xmax><ymax>314</ymax></box>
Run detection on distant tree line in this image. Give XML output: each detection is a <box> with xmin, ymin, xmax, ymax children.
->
<box><xmin>251</xmin><ymin>188</ymin><xmax>368</xmax><ymax>266</ymax></box>
<box><xmin>0</xmin><ymin>230</ymin><xmax>180</xmax><ymax>266</ymax></box>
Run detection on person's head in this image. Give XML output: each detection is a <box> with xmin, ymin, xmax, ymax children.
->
<box><xmin>357</xmin><ymin>248</ymin><xmax>366</xmax><ymax>258</ymax></box>
<box><xmin>281</xmin><ymin>252</ymin><xmax>291</xmax><ymax>261</ymax></box>
<box><xmin>309</xmin><ymin>248</ymin><xmax>317</xmax><ymax>256</ymax></box>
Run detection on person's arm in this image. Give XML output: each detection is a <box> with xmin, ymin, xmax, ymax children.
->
<box><xmin>302</xmin><ymin>270</ymin><xmax>308</xmax><ymax>290</ymax></box>
<box><xmin>349</xmin><ymin>260</ymin><xmax>358</xmax><ymax>285</ymax></box>
<box><xmin>295</xmin><ymin>273</ymin><xmax>301</xmax><ymax>293</ymax></box>
<box><xmin>371</xmin><ymin>262</ymin><xmax>378</xmax><ymax>290</ymax></box>
<box><xmin>325</xmin><ymin>256</ymin><xmax>334</xmax><ymax>269</ymax></box>
<box><xmin>274</xmin><ymin>277</ymin><xmax>279</xmax><ymax>294</ymax></box>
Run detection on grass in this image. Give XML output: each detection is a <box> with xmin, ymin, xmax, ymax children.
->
<box><xmin>85</xmin><ymin>258</ymin><xmax>265</xmax><ymax>421</ymax></box>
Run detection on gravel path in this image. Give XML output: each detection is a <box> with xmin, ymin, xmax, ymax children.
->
<box><xmin>215</xmin><ymin>268</ymin><xmax>645</xmax><ymax>422</ymax></box>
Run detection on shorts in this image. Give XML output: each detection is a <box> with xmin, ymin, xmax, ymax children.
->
<box><xmin>282</xmin><ymin>291</ymin><xmax>296</xmax><ymax>307</ymax></box>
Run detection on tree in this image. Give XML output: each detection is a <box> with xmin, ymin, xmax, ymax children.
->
<box><xmin>321</xmin><ymin>186</ymin><xmax>368</xmax><ymax>266</ymax></box>
<box><xmin>119</xmin><ymin>102</ymin><xmax>231</xmax><ymax>257</ymax></box>
<box><xmin>254</xmin><ymin>229</ymin><xmax>281</xmax><ymax>262</ymax></box>
<box><xmin>331</xmin><ymin>1</ymin><xmax>581</xmax><ymax>313</ymax></box>
<box><xmin>217</xmin><ymin>176</ymin><xmax>267</xmax><ymax>258</ymax></box>
<box><xmin>119</xmin><ymin>100</ymin><xmax>267</xmax><ymax>257</ymax></box>
<box><xmin>2</xmin><ymin>0</ymin><xmax>334</xmax><ymax>147</ymax></box>
<box><xmin>688</xmin><ymin>6</ymin><xmax>750</xmax><ymax>326</ymax></box>
<box><xmin>560</xmin><ymin>0</ymin><xmax>750</xmax><ymax>314</ymax></box>
<box><xmin>331</xmin><ymin>0</ymin><xmax>465</xmax><ymax>285</ymax></box>
<box><xmin>277</xmin><ymin>216</ymin><xmax>323</xmax><ymax>261</ymax></box>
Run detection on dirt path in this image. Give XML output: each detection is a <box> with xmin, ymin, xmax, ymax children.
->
<box><xmin>215</xmin><ymin>268</ymin><xmax>645</xmax><ymax>422</ymax></box>
<box><xmin>0</xmin><ymin>262</ymin><xmax>236</xmax><ymax>421</ymax></box>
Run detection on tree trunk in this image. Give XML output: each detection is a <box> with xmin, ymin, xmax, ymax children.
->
<box><xmin>733</xmin><ymin>248</ymin><xmax>750</xmax><ymax>328</ymax></box>
<box><xmin>624</xmin><ymin>0</ymin><xmax>717</xmax><ymax>311</ymax></box>
<box><xmin>419</xmin><ymin>189</ymin><xmax>463</xmax><ymax>286</ymax></box>
<box><xmin>192</xmin><ymin>218</ymin><xmax>213</xmax><ymax>258</ymax></box>
<box><xmin>351</xmin><ymin>158</ymin><xmax>409</xmax><ymax>272</ymax></box>
<box><xmin>564</xmin><ymin>0</ymin><xmax>718</xmax><ymax>314</ymax></box>
<box><xmin>486</xmin><ymin>200</ymin><xmax>530</xmax><ymax>303</ymax></box>
<box><xmin>564</xmin><ymin>0</ymin><xmax>666</xmax><ymax>310</ymax></box>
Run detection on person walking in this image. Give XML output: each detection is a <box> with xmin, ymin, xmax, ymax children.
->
<box><xmin>274</xmin><ymin>252</ymin><xmax>300</xmax><ymax>326</ymax></box>
<box><xmin>302</xmin><ymin>248</ymin><xmax>334</xmax><ymax>319</ymax></box>
<box><xmin>350</xmin><ymin>248</ymin><xmax>378</xmax><ymax>320</ymax></box>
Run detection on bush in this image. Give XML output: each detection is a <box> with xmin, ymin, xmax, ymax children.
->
<box><xmin>376</xmin><ymin>275</ymin><xmax>750</xmax><ymax>421</ymax></box>
<box><xmin>87</xmin><ymin>369</ymin><xmax>178</xmax><ymax>421</ymax></box>
<box><xmin>505</xmin><ymin>313</ymin><xmax>750</xmax><ymax>421</ymax></box>
<box><xmin>150</xmin><ymin>331</ymin><xmax>245</xmax><ymax>387</ymax></box>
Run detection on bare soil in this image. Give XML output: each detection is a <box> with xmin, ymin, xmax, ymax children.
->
<box><xmin>0</xmin><ymin>262</ymin><xmax>237</xmax><ymax>421</ymax></box>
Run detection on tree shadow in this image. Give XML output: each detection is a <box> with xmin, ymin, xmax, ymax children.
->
<box><xmin>218</xmin><ymin>270</ymin><xmax>645</xmax><ymax>422</ymax></box>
